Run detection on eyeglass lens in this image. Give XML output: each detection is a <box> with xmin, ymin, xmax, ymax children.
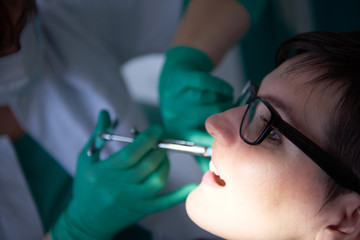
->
<box><xmin>234</xmin><ymin>82</ymin><xmax>253</xmax><ymax>107</ymax></box>
<box><xmin>240</xmin><ymin>98</ymin><xmax>272</xmax><ymax>143</ymax></box>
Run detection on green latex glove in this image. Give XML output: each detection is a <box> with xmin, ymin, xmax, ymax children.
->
<box><xmin>159</xmin><ymin>46</ymin><xmax>234</xmax><ymax>172</ymax></box>
<box><xmin>50</xmin><ymin>110</ymin><xmax>196</xmax><ymax>240</ymax></box>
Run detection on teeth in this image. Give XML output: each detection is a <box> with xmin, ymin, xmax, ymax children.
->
<box><xmin>209</xmin><ymin>161</ymin><xmax>226</xmax><ymax>186</ymax></box>
<box><xmin>209</xmin><ymin>161</ymin><xmax>220</xmax><ymax>176</ymax></box>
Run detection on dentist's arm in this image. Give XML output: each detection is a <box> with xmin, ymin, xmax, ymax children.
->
<box><xmin>171</xmin><ymin>0</ymin><xmax>251</xmax><ymax>65</ymax></box>
<box><xmin>159</xmin><ymin>0</ymin><xmax>266</xmax><ymax>172</ymax></box>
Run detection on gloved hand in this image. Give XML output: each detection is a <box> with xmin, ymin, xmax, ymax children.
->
<box><xmin>159</xmin><ymin>46</ymin><xmax>234</xmax><ymax>172</ymax></box>
<box><xmin>50</xmin><ymin>110</ymin><xmax>196</xmax><ymax>240</ymax></box>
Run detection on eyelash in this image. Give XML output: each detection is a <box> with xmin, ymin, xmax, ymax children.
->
<box><xmin>266</xmin><ymin>128</ymin><xmax>282</xmax><ymax>144</ymax></box>
<box><xmin>260</xmin><ymin>114</ymin><xmax>282</xmax><ymax>144</ymax></box>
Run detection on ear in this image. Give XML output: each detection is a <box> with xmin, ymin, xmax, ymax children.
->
<box><xmin>316</xmin><ymin>193</ymin><xmax>360</xmax><ymax>240</ymax></box>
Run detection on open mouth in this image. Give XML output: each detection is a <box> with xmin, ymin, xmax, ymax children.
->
<box><xmin>209</xmin><ymin>161</ymin><xmax>226</xmax><ymax>186</ymax></box>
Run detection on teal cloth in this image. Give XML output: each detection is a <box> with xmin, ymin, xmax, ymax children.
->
<box><xmin>240</xmin><ymin>0</ymin><xmax>360</xmax><ymax>85</ymax></box>
<box><xmin>13</xmin><ymin>134</ymin><xmax>73</xmax><ymax>232</ymax></box>
<box><xmin>183</xmin><ymin>0</ymin><xmax>360</xmax><ymax>85</ymax></box>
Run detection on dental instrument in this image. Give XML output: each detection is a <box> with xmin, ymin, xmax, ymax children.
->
<box><xmin>87</xmin><ymin>132</ymin><xmax>212</xmax><ymax>157</ymax></box>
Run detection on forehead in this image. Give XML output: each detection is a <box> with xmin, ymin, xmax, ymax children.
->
<box><xmin>258</xmin><ymin>56</ymin><xmax>341</xmax><ymax>147</ymax></box>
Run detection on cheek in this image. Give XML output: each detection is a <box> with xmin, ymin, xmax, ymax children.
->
<box><xmin>231</xmin><ymin>151</ymin><xmax>325</xmax><ymax>209</ymax></box>
<box><xmin>186</xmin><ymin>148</ymin><xmax>326</xmax><ymax>239</ymax></box>
<box><xmin>231</xmin><ymin>153</ymin><xmax>326</xmax><ymax>234</ymax></box>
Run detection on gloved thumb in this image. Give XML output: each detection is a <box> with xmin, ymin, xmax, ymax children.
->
<box><xmin>79</xmin><ymin>110</ymin><xmax>112</xmax><ymax>167</ymax></box>
<box><xmin>175</xmin><ymin>130</ymin><xmax>214</xmax><ymax>147</ymax></box>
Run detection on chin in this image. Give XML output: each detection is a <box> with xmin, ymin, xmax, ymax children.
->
<box><xmin>185</xmin><ymin>186</ymin><xmax>201</xmax><ymax>224</ymax></box>
<box><xmin>185</xmin><ymin>184</ymin><xmax>226</xmax><ymax>238</ymax></box>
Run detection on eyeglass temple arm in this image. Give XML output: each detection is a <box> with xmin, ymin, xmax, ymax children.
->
<box><xmin>276</xmin><ymin>119</ymin><xmax>360</xmax><ymax>194</ymax></box>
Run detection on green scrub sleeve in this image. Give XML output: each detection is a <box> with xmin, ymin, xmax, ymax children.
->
<box><xmin>236</xmin><ymin>0</ymin><xmax>268</xmax><ymax>26</ymax></box>
<box><xmin>13</xmin><ymin>134</ymin><xmax>73</xmax><ymax>232</ymax></box>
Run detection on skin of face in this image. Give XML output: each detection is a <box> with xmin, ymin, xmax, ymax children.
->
<box><xmin>185</xmin><ymin>56</ymin><xmax>342</xmax><ymax>239</ymax></box>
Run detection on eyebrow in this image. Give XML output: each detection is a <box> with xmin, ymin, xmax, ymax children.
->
<box><xmin>260</xmin><ymin>95</ymin><xmax>299</xmax><ymax>128</ymax></box>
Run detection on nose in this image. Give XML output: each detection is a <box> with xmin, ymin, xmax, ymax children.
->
<box><xmin>205</xmin><ymin>106</ymin><xmax>245</xmax><ymax>146</ymax></box>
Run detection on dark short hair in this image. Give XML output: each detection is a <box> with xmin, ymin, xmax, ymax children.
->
<box><xmin>276</xmin><ymin>31</ymin><xmax>360</xmax><ymax>204</ymax></box>
<box><xmin>0</xmin><ymin>0</ymin><xmax>37</xmax><ymax>54</ymax></box>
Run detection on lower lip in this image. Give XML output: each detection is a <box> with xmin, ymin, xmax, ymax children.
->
<box><xmin>202</xmin><ymin>171</ymin><xmax>225</xmax><ymax>188</ymax></box>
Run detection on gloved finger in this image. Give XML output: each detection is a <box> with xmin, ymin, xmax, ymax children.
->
<box><xmin>161</xmin><ymin>87</ymin><xmax>233</xmax><ymax>113</ymax></box>
<box><xmin>141</xmin><ymin>159</ymin><xmax>170</xmax><ymax>198</ymax></box>
<box><xmin>173</xmin><ymin>130</ymin><xmax>214</xmax><ymax>147</ymax></box>
<box><xmin>162</xmin><ymin>101</ymin><xmax>233</xmax><ymax>133</ymax></box>
<box><xmin>101</xmin><ymin>125</ymin><xmax>164</xmax><ymax>170</ymax></box>
<box><xmin>118</xmin><ymin>149</ymin><xmax>167</xmax><ymax>184</ymax></box>
<box><xmin>142</xmin><ymin>183</ymin><xmax>198</xmax><ymax>214</ymax></box>
<box><xmin>180</xmin><ymin>73</ymin><xmax>233</xmax><ymax>97</ymax></box>
<box><xmin>179</xmin><ymin>102</ymin><xmax>231</xmax><ymax>121</ymax></box>
<box><xmin>79</xmin><ymin>110</ymin><xmax>111</xmax><ymax>165</ymax></box>
<box><xmin>195</xmin><ymin>156</ymin><xmax>210</xmax><ymax>173</ymax></box>
<box><xmin>177</xmin><ymin>88</ymin><xmax>234</xmax><ymax>106</ymax></box>
<box><xmin>96</xmin><ymin>153</ymin><xmax>168</xmax><ymax>200</ymax></box>
<box><xmin>96</xmin><ymin>159</ymin><xmax>169</xmax><ymax>204</ymax></box>
<box><xmin>161</xmin><ymin>71</ymin><xmax>233</xmax><ymax>98</ymax></box>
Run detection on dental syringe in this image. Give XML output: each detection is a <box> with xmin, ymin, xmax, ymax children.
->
<box><xmin>88</xmin><ymin>132</ymin><xmax>212</xmax><ymax>157</ymax></box>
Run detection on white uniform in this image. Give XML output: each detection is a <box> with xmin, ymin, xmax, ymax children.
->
<box><xmin>0</xmin><ymin>0</ymin><xmax>217</xmax><ymax>239</ymax></box>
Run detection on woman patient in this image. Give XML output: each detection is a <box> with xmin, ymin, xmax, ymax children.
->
<box><xmin>185</xmin><ymin>31</ymin><xmax>360</xmax><ymax>240</ymax></box>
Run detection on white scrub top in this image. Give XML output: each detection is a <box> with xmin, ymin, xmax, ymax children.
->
<box><xmin>0</xmin><ymin>0</ymin><xmax>218</xmax><ymax>239</ymax></box>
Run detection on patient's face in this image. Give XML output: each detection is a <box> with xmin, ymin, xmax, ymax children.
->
<box><xmin>186</xmin><ymin>56</ymin><xmax>340</xmax><ymax>239</ymax></box>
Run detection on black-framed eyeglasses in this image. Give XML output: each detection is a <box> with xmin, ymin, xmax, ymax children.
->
<box><xmin>237</xmin><ymin>82</ymin><xmax>360</xmax><ymax>194</ymax></box>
